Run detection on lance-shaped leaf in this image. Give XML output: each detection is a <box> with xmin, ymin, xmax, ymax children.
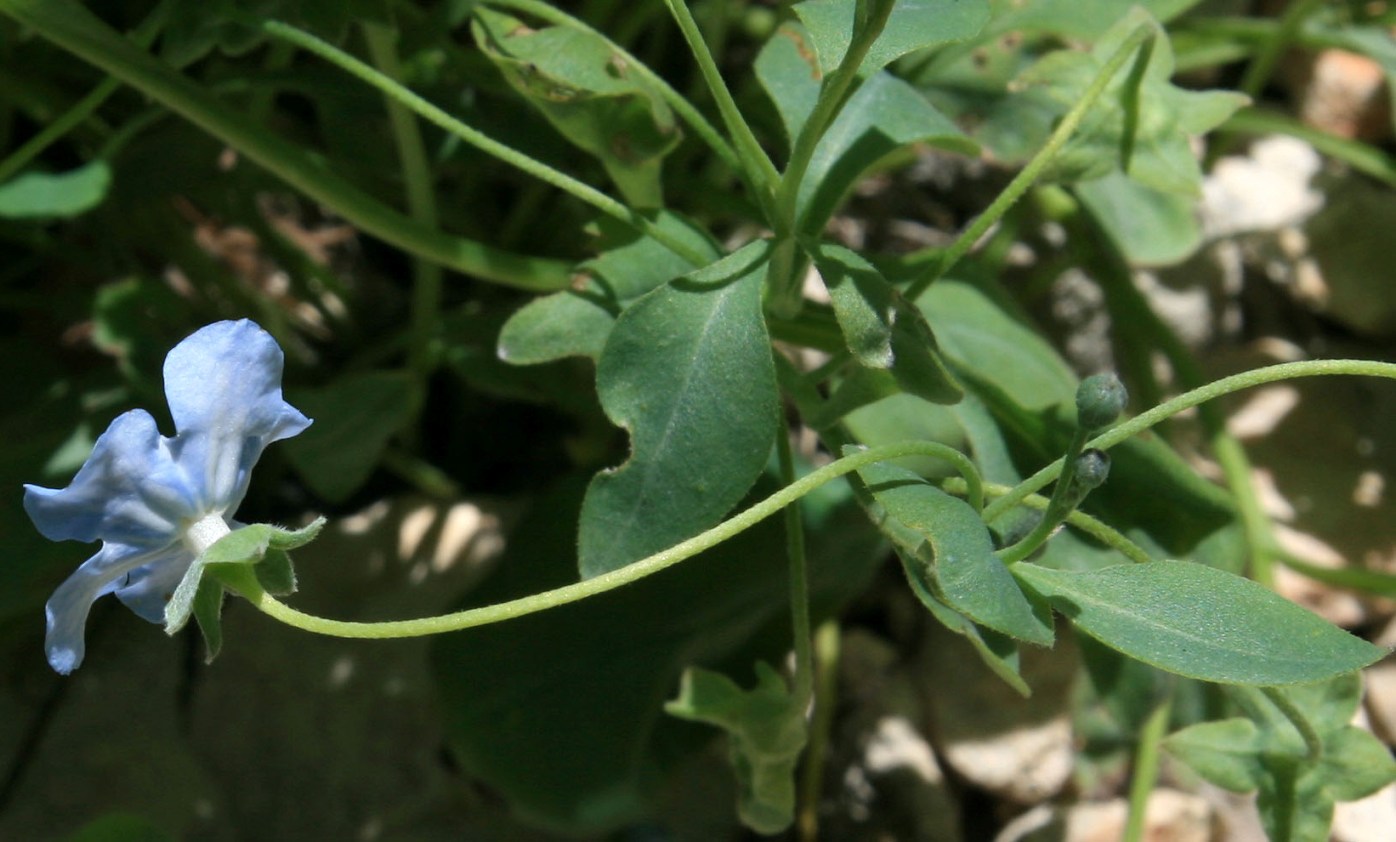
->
<box><xmin>665</xmin><ymin>663</ymin><xmax>808</xmax><ymax>835</ymax></box>
<box><xmin>813</xmin><ymin>243</ymin><xmax>962</xmax><ymax>404</ymax></box>
<box><xmin>579</xmin><ymin>242</ymin><xmax>777</xmax><ymax>577</ymax></box>
<box><xmin>1014</xmin><ymin>560</ymin><xmax>1385</xmax><ymax>685</ymax></box>
<box><xmin>498</xmin><ymin>212</ymin><xmax>720</xmax><ymax>365</ymax></box>
<box><xmin>855</xmin><ymin>456</ymin><xmax>1053</xmax><ymax>645</ymax></box>
<box><xmin>793</xmin><ymin>0</ymin><xmax>990</xmax><ymax>76</ymax></box>
<box><xmin>471</xmin><ymin>7</ymin><xmax>679</xmax><ymax>206</ymax></box>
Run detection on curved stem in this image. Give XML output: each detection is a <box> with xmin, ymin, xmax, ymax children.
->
<box><xmin>903</xmin><ymin>23</ymin><xmax>1155</xmax><ymax>301</ymax></box>
<box><xmin>982</xmin><ymin>360</ymin><xmax>1396</xmax><ymax>524</ymax></box>
<box><xmin>942</xmin><ymin>478</ymin><xmax>1156</xmax><ymax>565</ymax></box>
<box><xmin>482</xmin><ymin>0</ymin><xmax>742</xmax><ymax>177</ymax></box>
<box><xmin>232</xmin><ymin>440</ymin><xmax>980</xmax><ymax>639</ymax></box>
<box><xmin>263</xmin><ymin>20</ymin><xmax>713</xmax><ymax>268</ymax></box>
<box><xmin>1261</xmin><ymin>687</ymin><xmax>1323</xmax><ymax>762</ymax></box>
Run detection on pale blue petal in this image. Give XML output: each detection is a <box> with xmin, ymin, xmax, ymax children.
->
<box><xmin>163</xmin><ymin>320</ymin><xmax>310</xmax><ymax>513</ymax></box>
<box><xmin>24</xmin><ymin>410</ymin><xmax>200</xmax><ymax>547</ymax></box>
<box><xmin>114</xmin><ymin>550</ymin><xmax>198</xmax><ymax>623</ymax></box>
<box><xmin>45</xmin><ymin>542</ymin><xmax>186</xmax><ymax>674</ymax></box>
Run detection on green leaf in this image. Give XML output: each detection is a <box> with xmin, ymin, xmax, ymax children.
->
<box><xmin>813</xmin><ymin>243</ymin><xmax>962</xmax><ymax>404</ymax></box>
<box><xmin>1014</xmin><ymin>561</ymin><xmax>1386</xmax><ymax>684</ymax></box>
<box><xmin>910</xmin><ymin>561</ymin><xmax>1029</xmax><ymax>696</ymax></box>
<box><xmin>753</xmin><ymin>24</ymin><xmax>823</xmax><ymax>152</ymax></box>
<box><xmin>432</xmin><ymin>474</ymin><xmax>884</xmax><ymax>833</ymax></box>
<box><xmin>1167</xmin><ymin>676</ymin><xmax>1396</xmax><ymax>842</ymax></box>
<box><xmin>472</xmin><ymin>7</ymin><xmax>679</xmax><ymax>206</ymax></box>
<box><xmin>284</xmin><ymin>372</ymin><xmax>417</xmax><ymax>503</ymax></box>
<box><xmin>799</xmin><ymin>72</ymin><xmax>975</xmax><ymax>230</ymax></box>
<box><xmin>65</xmin><ymin>814</ymin><xmax>174</xmax><ymax>842</ymax></box>
<box><xmin>920</xmin><ymin>279</ymin><xmax>1076</xmax><ymax>410</ymax></box>
<box><xmin>191</xmin><ymin>576</ymin><xmax>226</xmax><ymax>664</ymax></box>
<box><xmin>498</xmin><ymin>212</ymin><xmax>720</xmax><ymax>365</ymax></box>
<box><xmin>1162</xmin><ymin>718</ymin><xmax>1267</xmax><ymax>792</ymax></box>
<box><xmin>855</xmin><ymin>457</ymin><xmax>1053</xmax><ymax>645</ymax></box>
<box><xmin>793</xmin><ymin>0</ymin><xmax>990</xmax><ymax>76</ymax></box>
<box><xmin>0</xmin><ymin>160</ymin><xmax>111</xmax><ymax>219</ymax></box>
<box><xmin>579</xmin><ymin>242</ymin><xmax>778</xmax><ymax>577</ymax></box>
<box><xmin>755</xmin><ymin>24</ymin><xmax>974</xmax><ymax>228</ymax></box>
<box><xmin>990</xmin><ymin>0</ymin><xmax>1202</xmax><ymax>40</ymax></box>
<box><xmin>255</xmin><ymin>548</ymin><xmax>298</xmax><ymax>596</ymax></box>
<box><xmin>164</xmin><ymin>519</ymin><xmax>324</xmax><ymax>634</ymax></box>
<box><xmin>665</xmin><ymin>663</ymin><xmax>807</xmax><ymax>835</ymax></box>
<box><xmin>1074</xmin><ymin>169</ymin><xmax>1202</xmax><ymax>267</ymax></box>
<box><xmin>1015</xmin><ymin>8</ymin><xmax>1247</xmax><ymax>195</ymax></box>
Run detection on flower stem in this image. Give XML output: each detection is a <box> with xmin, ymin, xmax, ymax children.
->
<box><xmin>233</xmin><ymin>440</ymin><xmax>982</xmax><ymax>639</ymax></box>
<box><xmin>982</xmin><ymin>360</ymin><xmax>1396</xmax><ymax>524</ymax></box>
<box><xmin>1123</xmin><ymin>697</ymin><xmax>1172</xmax><ymax>842</ymax></box>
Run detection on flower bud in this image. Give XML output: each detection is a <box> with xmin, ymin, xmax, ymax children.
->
<box><xmin>1076</xmin><ymin>373</ymin><xmax>1127</xmax><ymax>431</ymax></box>
<box><xmin>1072</xmin><ymin>449</ymin><xmax>1111</xmax><ymax>493</ymax></box>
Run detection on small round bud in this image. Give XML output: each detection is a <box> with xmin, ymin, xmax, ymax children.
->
<box><xmin>1072</xmin><ymin>449</ymin><xmax>1111</xmax><ymax>492</ymax></box>
<box><xmin>1076</xmin><ymin>373</ymin><xmax>1127</xmax><ymax>431</ymax></box>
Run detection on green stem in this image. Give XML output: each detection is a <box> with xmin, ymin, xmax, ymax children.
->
<box><xmin>776</xmin><ymin>418</ymin><xmax>814</xmax><ymax>705</ymax></box>
<box><xmin>1261</xmin><ymin>687</ymin><xmax>1323</xmax><ymax>762</ymax></box>
<box><xmin>983</xmin><ymin>360</ymin><xmax>1396</xmax><ymax>524</ymax></box>
<box><xmin>1237</xmin><ymin>0</ymin><xmax>1323</xmax><ymax>100</ymax></box>
<box><xmin>0</xmin><ymin>0</ymin><xmax>170</xmax><ymax>184</ymax></box>
<box><xmin>0</xmin><ymin>0</ymin><xmax>570</xmax><ymax>291</ymax></box>
<box><xmin>1223</xmin><ymin>107</ymin><xmax>1396</xmax><ymax>189</ymax></box>
<box><xmin>362</xmin><ymin>22</ymin><xmax>443</xmax><ymax>381</ymax></box>
<box><xmin>482</xmin><ymin>0</ymin><xmax>742</xmax><ymax>177</ymax></box>
<box><xmin>232</xmin><ymin>440</ymin><xmax>983</xmax><ymax>639</ymax></box>
<box><xmin>903</xmin><ymin>23</ymin><xmax>1155</xmax><ymax>301</ymax></box>
<box><xmin>797</xmin><ymin>619</ymin><xmax>839</xmax><ymax>842</ymax></box>
<box><xmin>659</xmin><ymin>0</ymin><xmax>781</xmax><ymax>218</ymax></box>
<box><xmin>1123</xmin><ymin>698</ymin><xmax>1172</xmax><ymax>842</ymax></box>
<box><xmin>263</xmin><ymin>20</ymin><xmax>713</xmax><ymax>269</ymax></box>
<box><xmin>942</xmin><ymin>478</ymin><xmax>1156</xmax><ymax>565</ymax></box>
<box><xmin>765</xmin><ymin>1</ymin><xmax>894</xmax><ymax>317</ymax></box>
<box><xmin>999</xmin><ymin>424</ymin><xmax>1090</xmax><ymax>563</ymax></box>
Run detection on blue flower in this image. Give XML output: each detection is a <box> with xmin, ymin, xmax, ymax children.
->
<box><xmin>23</xmin><ymin>320</ymin><xmax>311</xmax><ymax>673</ymax></box>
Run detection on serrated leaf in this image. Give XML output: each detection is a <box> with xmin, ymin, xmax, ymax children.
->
<box><xmin>665</xmin><ymin>663</ymin><xmax>807</xmax><ymax>834</ymax></box>
<box><xmin>855</xmin><ymin>457</ymin><xmax>1053</xmax><ymax>645</ymax></box>
<box><xmin>579</xmin><ymin>241</ymin><xmax>777</xmax><ymax>577</ymax></box>
<box><xmin>793</xmin><ymin>0</ymin><xmax>990</xmax><ymax>76</ymax></box>
<box><xmin>472</xmin><ymin>7</ymin><xmax>679</xmax><ymax>206</ymax></box>
<box><xmin>284</xmin><ymin>373</ymin><xmax>416</xmax><ymax>503</ymax></box>
<box><xmin>0</xmin><ymin>160</ymin><xmax>111</xmax><ymax>219</ymax></box>
<box><xmin>498</xmin><ymin>212</ymin><xmax>720</xmax><ymax>365</ymax></box>
<box><xmin>1014</xmin><ymin>561</ymin><xmax>1386</xmax><ymax>685</ymax></box>
<box><xmin>813</xmin><ymin>243</ymin><xmax>962</xmax><ymax>403</ymax></box>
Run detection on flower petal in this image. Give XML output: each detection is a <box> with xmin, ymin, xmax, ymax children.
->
<box><xmin>162</xmin><ymin>320</ymin><xmax>311</xmax><ymax>513</ymax></box>
<box><xmin>24</xmin><ymin>410</ymin><xmax>200</xmax><ymax>547</ymax></box>
<box><xmin>114</xmin><ymin>549</ymin><xmax>198</xmax><ymax>623</ymax></box>
<box><xmin>45</xmin><ymin>542</ymin><xmax>186</xmax><ymax>674</ymax></box>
